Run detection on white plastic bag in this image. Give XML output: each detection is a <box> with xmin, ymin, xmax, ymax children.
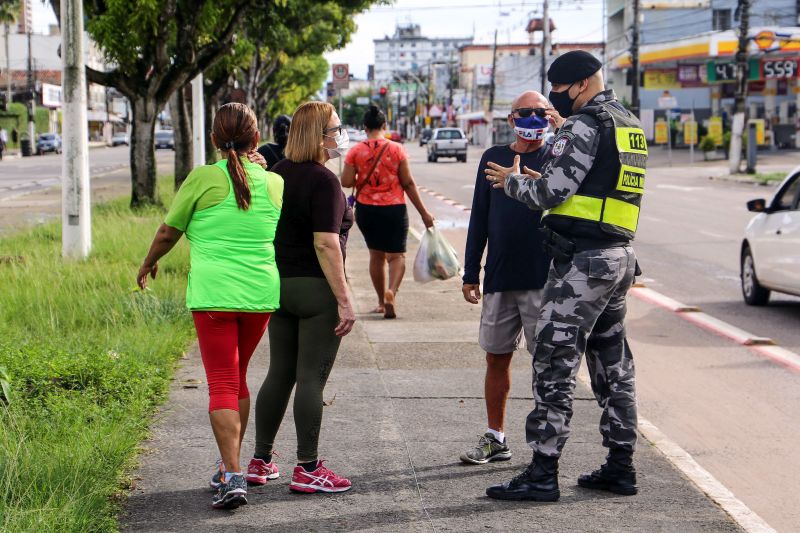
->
<box><xmin>413</xmin><ymin>226</ymin><xmax>462</xmax><ymax>283</ymax></box>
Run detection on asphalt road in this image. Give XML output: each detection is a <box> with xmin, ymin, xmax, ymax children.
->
<box><xmin>0</xmin><ymin>145</ymin><xmax>175</xmax><ymax>202</ymax></box>
<box><xmin>403</xmin><ymin>141</ymin><xmax>800</xmax><ymax>532</ymax></box>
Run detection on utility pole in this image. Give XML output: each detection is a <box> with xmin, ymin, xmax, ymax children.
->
<box><xmin>4</xmin><ymin>23</ymin><xmax>10</xmax><ymax>109</ymax></box>
<box><xmin>488</xmin><ymin>29</ymin><xmax>498</xmax><ymax>115</ymax></box>
<box><xmin>26</xmin><ymin>30</ymin><xmax>35</xmax><ymax>146</ymax></box>
<box><xmin>729</xmin><ymin>0</ymin><xmax>750</xmax><ymax>173</ymax></box>
<box><xmin>61</xmin><ymin>0</ymin><xmax>91</xmax><ymax>258</ymax></box>
<box><xmin>541</xmin><ymin>0</ymin><xmax>550</xmax><ymax>94</ymax></box>
<box><xmin>337</xmin><ymin>87</ymin><xmax>343</xmax><ymax>174</ymax></box>
<box><xmin>487</xmin><ymin>29</ymin><xmax>499</xmax><ymax>147</ymax></box>
<box><xmin>630</xmin><ymin>0</ymin><xmax>641</xmax><ymax>116</ymax></box>
<box><xmin>191</xmin><ymin>74</ymin><xmax>205</xmax><ymax>166</ymax></box>
<box><xmin>448</xmin><ymin>50</ymin><xmax>455</xmax><ymax>126</ymax></box>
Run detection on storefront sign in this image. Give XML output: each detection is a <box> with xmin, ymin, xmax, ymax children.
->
<box><xmin>677</xmin><ymin>65</ymin><xmax>705</xmax><ymax>87</ymax></box>
<box><xmin>655</xmin><ymin>120</ymin><xmax>669</xmax><ymax>144</ymax></box>
<box><xmin>683</xmin><ymin>120</ymin><xmax>698</xmax><ymax>145</ymax></box>
<box><xmin>644</xmin><ymin>69</ymin><xmax>680</xmax><ymax>89</ymax></box>
<box><xmin>41</xmin><ymin>83</ymin><xmax>62</xmax><ymax>108</ymax></box>
<box><xmin>761</xmin><ymin>58</ymin><xmax>798</xmax><ymax>80</ymax></box>
<box><xmin>708</xmin><ymin>116</ymin><xmax>723</xmax><ymax>146</ymax></box>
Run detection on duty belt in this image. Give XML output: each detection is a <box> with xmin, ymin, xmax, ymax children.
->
<box><xmin>540</xmin><ymin>228</ymin><xmax>628</xmax><ymax>261</ymax></box>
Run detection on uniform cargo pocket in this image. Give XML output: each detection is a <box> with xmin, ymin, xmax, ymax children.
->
<box><xmin>588</xmin><ymin>257</ymin><xmax>620</xmax><ymax>281</ymax></box>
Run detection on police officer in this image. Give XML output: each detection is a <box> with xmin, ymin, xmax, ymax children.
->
<box><xmin>483</xmin><ymin>50</ymin><xmax>646</xmax><ymax>502</ymax></box>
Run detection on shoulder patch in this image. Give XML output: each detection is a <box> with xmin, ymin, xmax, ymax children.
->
<box><xmin>551</xmin><ymin>131</ymin><xmax>575</xmax><ymax>158</ymax></box>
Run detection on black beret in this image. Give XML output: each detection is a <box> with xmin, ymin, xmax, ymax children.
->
<box><xmin>547</xmin><ymin>51</ymin><xmax>602</xmax><ymax>84</ymax></box>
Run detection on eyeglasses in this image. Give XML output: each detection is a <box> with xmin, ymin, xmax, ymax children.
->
<box><xmin>511</xmin><ymin>107</ymin><xmax>547</xmax><ymax>118</ymax></box>
<box><xmin>323</xmin><ymin>125</ymin><xmax>344</xmax><ymax>136</ymax></box>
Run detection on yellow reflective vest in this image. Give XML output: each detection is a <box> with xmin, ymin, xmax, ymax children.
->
<box><xmin>543</xmin><ymin>100</ymin><xmax>647</xmax><ymax>241</ymax></box>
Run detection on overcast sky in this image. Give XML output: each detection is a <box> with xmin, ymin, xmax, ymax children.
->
<box><xmin>33</xmin><ymin>0</ymin><xmax>605</xmax><ymax>80</ymax></box>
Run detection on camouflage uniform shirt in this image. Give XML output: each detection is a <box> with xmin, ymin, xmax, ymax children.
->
<box><xmin>503</xmin><ymin>90</ymin><xmax>619</xmax><ymax>210</ymax></box>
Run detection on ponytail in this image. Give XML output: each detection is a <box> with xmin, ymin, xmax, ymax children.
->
<box><xmin>225</xmin><ymin>145</ymin><xmax>251</xmax><ymax>210</ymax></box>
<box><xmin>213</xmin><ymin>103</ymin><xmax>259</xmax><ymax>211</ymax></box>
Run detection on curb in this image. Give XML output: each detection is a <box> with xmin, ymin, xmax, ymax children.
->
<box><xmin>629</xmin><ymin>286</ymin><xmax>800</xmax><ymax>373</ymax></box>
<box><xmin>636</xmin><ymin>417</ymin><xmax>777</xmax><ymax>533</ymax></box>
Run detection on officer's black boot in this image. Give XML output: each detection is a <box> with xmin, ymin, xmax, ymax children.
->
<box><xmin>486</xmin><ymin>453</ymin><xmax>560</xmax><ymax>501</ymax></box>
<box><xmin>577</xmin><ymin>448</ymin><xmax>638</xmax><ymax>496</ymax></box>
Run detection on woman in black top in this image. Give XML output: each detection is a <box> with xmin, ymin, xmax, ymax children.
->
<box><xmin>257</xmin><ymin>114</ymin><xmax>291</xmax><ymax>169</ymax></box>
<box><xmin>247</xmin><ymin>101</ymin><xmax>355</xmax><ymax>494</ymax></box>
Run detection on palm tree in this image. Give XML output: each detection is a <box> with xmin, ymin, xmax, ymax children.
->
<box><xmin>0</xmin><ymin>0</ymin><xmax>20</xmax><ymax>110</ymax></box>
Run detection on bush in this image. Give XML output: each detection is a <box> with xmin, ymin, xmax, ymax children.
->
<box><xmin>699</xmin><ymin>135</ymin><xmax>716</xmax><ymax>153</ymax></box>
<box><xmin>0</xmin><ymin>179</ymin><xmax>194</xmax><ymax>531</ymax></box>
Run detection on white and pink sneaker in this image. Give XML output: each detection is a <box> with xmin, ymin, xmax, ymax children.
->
<box><xmin>289</xmin><ymin>460</ymin><xmax>352</xmax><ymax>494</ymax></box>
<box><xmin>245</xmin><ymin>458</ymin><xmax>280</xmax><ymax>485</ymax></box>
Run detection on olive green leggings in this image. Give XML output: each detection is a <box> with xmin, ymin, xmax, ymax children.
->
<box><xmin>254</xmin><ymin>277</ymin><xmax>342</xmax><ymax>462</ymax></box>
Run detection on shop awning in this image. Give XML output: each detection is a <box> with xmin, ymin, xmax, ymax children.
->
<box><xmin>612</xmin><ymin>27</ymin><xmax>800</xmax><ymax>69</ymax></box>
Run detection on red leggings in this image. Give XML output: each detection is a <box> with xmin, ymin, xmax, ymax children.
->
<box><xmin>192</xmin><ymin>311</ymin><xmax>271</xmax><ymax>412</ymax></box>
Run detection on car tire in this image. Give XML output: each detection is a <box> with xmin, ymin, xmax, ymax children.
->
<box><xmin>459</xmin><ymin>155</ymin><xmax>467</xmax><ymax>163</ymax></box>
<box><xmin>741</xmin><ymin>245</ymin><xmax>770</xmax><ymax>306</ymax></box>
<box><xmin>431</xmin><ymin>154</ymin><xmax>438</xmax><ymax>163</ymax></box>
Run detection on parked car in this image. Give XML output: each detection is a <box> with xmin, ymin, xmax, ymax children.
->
<box><xmin>36</xmin><ymin>133</ymin><xmax>62</xmax><ymax>155</ymax></box>
<box><xmin>154</xmin><ymin>130</ymin><xmax>175</xmax><ymax>150</ymax></box>
<box><xmin>740</xmin><ymin>168</ymin><xmax>800</xmax><ymax>305</ymax></box>
<box><xmin>346</xmin><ymin>128</ymin><xmax>367</xmax><ymax>143</ymax></box>
<box><xmin>419</xmin><ymin>128</ymin><xmax>433</xmax><ymax>146</ymax></box>
<box><xmin>111</xmin><ymin>132</ymin><xmax>129</xmax><ymax>146</ymax></box>
<box><xmin>427</xmin><ymin>128</ymin><xmax>468</xmax><ymax>163</ymax></box>
<box><xmin>385</xmin><ymin>130</ymin><xmax>403</xmax><ymax>143</ymax></box>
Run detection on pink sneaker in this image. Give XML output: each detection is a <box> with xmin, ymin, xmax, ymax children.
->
<box><xmin>289</xmin><ymin>460</ymin><xmax>352</xmax><ymax>494</ymax></box>
<box><xmin>246</xmin><ymin>458</ymin><xmax>280</xmax><ymax>485</ymax></box>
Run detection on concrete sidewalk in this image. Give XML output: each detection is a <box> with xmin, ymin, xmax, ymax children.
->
<box><xmin>122</xmin><ymin>231</ymin><xmax>741</xmax><ymax>532</ymax></box>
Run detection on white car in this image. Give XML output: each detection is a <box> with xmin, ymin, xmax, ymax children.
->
<box><xmin>741</xmin><ymin>167</ymin><xmax>800</xmax><ymax>305</ymax></box>
<box><xmin>346</xmin><ymin>128</ymin><xmax>367</xmax><ymax>143</ymax></box>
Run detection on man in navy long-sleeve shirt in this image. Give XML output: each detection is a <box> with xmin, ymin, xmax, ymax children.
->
<box><xmin>460</xmin><ymin>91</ymin><xmax>557</xmax><ymax>465</ymax></box>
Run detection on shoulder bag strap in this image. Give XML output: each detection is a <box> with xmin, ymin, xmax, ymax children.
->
<box><xmin>354</xmin><ymin>140</ymin><xmax>390</xmax><ymax>201</ymax></box>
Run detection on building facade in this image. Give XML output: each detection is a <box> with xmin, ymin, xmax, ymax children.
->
<box><xmin>373</xmin><ymin>24</ymin><xmax>472</xmax><ymax>85</ymax></box>
<box><xmin>606</xmin><ymin>0</ymin><xmax>800</xmax><ymax>147</ymax></box>
<box><xmin>0</xmin><ymin>23</ymin><xmax>123</xmax><ymax>141</ymax></box>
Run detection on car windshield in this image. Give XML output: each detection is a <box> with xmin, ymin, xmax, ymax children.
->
<box><xmin>40</xmin><ymin>134</ymin><xmax>55</xmax><ymax>140</ymax></box>
<box><xmin>436</xmin><ymin>130</ymin><xmax>463</xmax><ymax>139</ymax></box>
<box><xmin>155</xmin><ymin>132</ymin><xmax>172</xmax><ymax>138</ymax></box>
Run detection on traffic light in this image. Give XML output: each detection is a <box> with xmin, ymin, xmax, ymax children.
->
<box><xmin>379</xmin><ymin>87</ymin><xmax>387</xmax><ymax>97</ymax></box>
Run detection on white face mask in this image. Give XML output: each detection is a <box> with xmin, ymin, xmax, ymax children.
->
<box><xmin>325</xmin><ymin>128</ymin><xmax>350</xmax><ymax>159</ymax></box>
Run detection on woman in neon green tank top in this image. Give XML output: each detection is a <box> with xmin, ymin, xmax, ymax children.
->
<box><xmin>136</xmin><ymin>103</ymin><xmax>282</xmax><ymax>510</ymax></box>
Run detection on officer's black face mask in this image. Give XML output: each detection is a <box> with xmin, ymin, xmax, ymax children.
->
<box><xmin>548</xmin><ymin>83</ymin><xmax>578</xmax><ymax>120</ymax></box>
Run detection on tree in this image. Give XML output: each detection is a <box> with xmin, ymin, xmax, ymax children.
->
<box><xmin>240</xmin><ymin>0</ymin><xmax>380</xmax><ymax>125</ymax></box>
<box><xmin>1</xmin><ymin>0</ymin><xmax>20</xmax><ymax>109</ymax></box>
<box><xmin>50</xmin><ymin>0</ymin><xmax>268</xmax><ymax>207</ymax></box>
<box><xmin>339</xmin><ymin>87</ymin><xmax>372</xmax><ymax>127</ymax></box>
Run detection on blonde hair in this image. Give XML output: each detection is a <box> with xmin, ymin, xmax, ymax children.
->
<box><xmin>284</xmin><ymin>101</ymin><xmax>335</xmax><ymax>163</ymax></box>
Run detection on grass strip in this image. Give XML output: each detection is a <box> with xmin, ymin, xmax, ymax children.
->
<box><xmin>0</xmin><ymin>179</ymin><xmax>194</xmax><ymax>532</ymax></box>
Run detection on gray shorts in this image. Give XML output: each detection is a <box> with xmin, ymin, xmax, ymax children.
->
<box><xmin>479</xmin><ymin>289</ymin><xmax>543</xmax><ymax>355</ymax></box>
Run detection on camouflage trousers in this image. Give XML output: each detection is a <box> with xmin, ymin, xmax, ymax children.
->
<box><xmin>526</xmin><ymin>245</ymin><xmax>638</xmax><ymax>458</ymax></box>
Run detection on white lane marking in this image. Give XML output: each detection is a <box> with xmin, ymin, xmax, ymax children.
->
<box><xmin>698</xmin><ymin>229</ymin><xmax>733</xmax><ymax>240</ymax></box>
<box><xmin>656</xmin><ymin>184</ymin><xmax>707</xmax><ymax>192</ymax></box>
<box><xmin>462</xmin><ymin>184</ymin><xmax>475</xmax><ymax>189</ymax></box>
<box><xmin>408</xmin><ymin>227</ymin><xmax>422</xmax><ymax>241</ymax></box>
<box><xmin>642</xmin><ymin>215</ymin><xmax>666</xmax><ymax>223</ymax></box>
<box><xmin>636</xmin><ymin>417</ymin><xmax>777</xmax><ymax>533</ymax></box>
<box><xmin>576</xmin><ymin>368</ymin><xmax>776</xmax><ymax>532</ymax></box>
